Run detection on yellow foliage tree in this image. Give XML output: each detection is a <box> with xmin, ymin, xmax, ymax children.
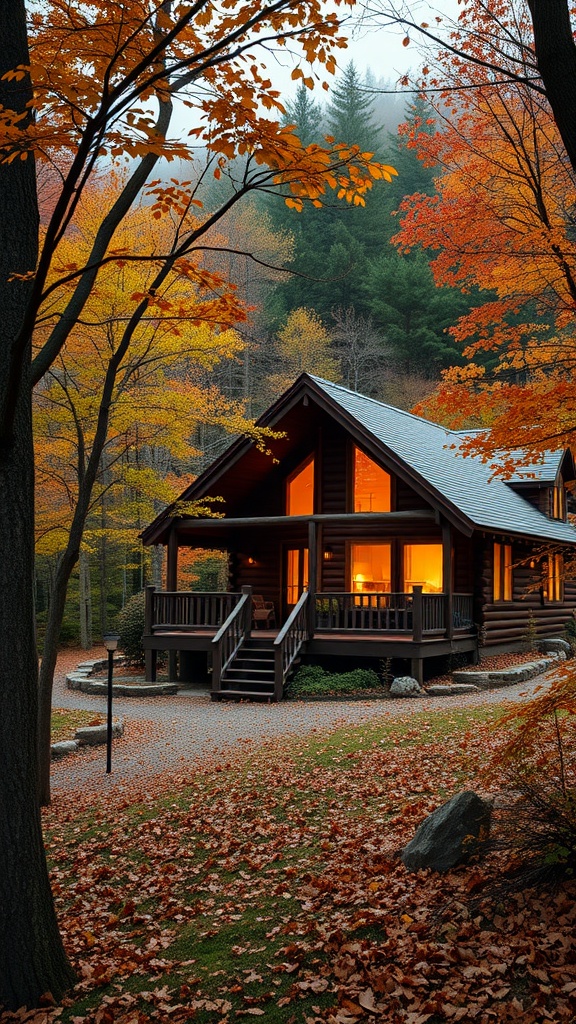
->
<box><xmin>269</xmin><ymin>307</ymin><xmax>341</xmax><ymax>395</ymax></box>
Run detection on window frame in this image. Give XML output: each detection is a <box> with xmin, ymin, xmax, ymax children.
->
<box><xmin>402</xmin><ymin>541</ymin><xmax>444</xmax><ymax>594</ymax></box>
<box><xmin>350</xmin><ymin>444</ymin><xmax>393</xmax><ymax>514</ymax></box>
<box><xmin>546</xmin><ymin>552</ymin><xmax>564</xmax><ymax>603</ymax></box>
<box><xmin>493</xmin><ymin>541</ymin><xmax>513</xmax><ymax>603</ymax></box>
<box><xmin>551</xmin><ymin>484</ymin><xmax>567</xmax><ymax>521</ymax></box>
<box><xmin>285</xmin><ymin>453</ymin><xmax>315</xmax><ymax>517</ymax></box>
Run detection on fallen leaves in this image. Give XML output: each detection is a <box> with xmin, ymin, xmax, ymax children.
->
<box><xmin>7</xmin><ymin>708</ymin><xmax>574</xmax><ymax>1024</ymax></box>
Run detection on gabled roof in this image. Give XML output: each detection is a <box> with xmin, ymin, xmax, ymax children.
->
<box><xmin>454</xmin><ymin>432</ymin><xmax>570</xmax><ymax>484</ymax></box>
<box><xmin>310</xmin><ymin>376</ymin><xmax>576</xmax><ymax>544</ymax></box>
<box><xmin>141</xmin><ymin>373</ymin><xmax>576</xmax><ymax>546</ymax></box>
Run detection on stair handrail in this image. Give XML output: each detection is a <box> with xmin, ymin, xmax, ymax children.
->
<box><xmin>212</xmin><ymin>586</ymin><xmax>252</xmax><ymax>695</ymax></box>
<box><xmin>273</xmin><ymin>590</ymin><xmax>309</xmax><ymax>701</ymax></box>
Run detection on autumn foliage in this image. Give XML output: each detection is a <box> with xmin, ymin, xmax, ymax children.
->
<box><xmin>394</xmin><ymin>0</ymin><xmax>576</xmax><ymax>464</ymax></box>
<box><xmin>5</xmin><ymin>689</ymin><xmax>575</xmax><ymax>1024</ymax></box>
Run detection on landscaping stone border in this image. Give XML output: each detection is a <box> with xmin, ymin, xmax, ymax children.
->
<box><xmin>451</xmin><ymin>653</ymin><xmax>563</xmax><ymax>690</ymax></box>
<box><xmin>51</xmin><ymin>716</ymin><xmax>125</xmax><ymax>759</ymax></box>
<box><xmin>66</xmin><ymin>657</ymin><xmax>178</xmax><ymax>697</ymax></box>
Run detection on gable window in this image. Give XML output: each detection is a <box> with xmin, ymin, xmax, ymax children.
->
<box><xmin>353</xmin><ymin>446</ymin><xmax>391</xmax><ymax>512</ymax></box>
<box><xmin>286</xmin><ymin>456</ymin><xmax>314</xmax><ymax>516</ymax></box>
<box><xmin>493</xmin><ymin>542</ymin><xmax>513</xmax><ymax>602</ymax></box>
<box><xmin>403</xmin><ymin>544</ymin><xmax>443</xmax><ymax>593</ymax></box>
<box><xmin>552</xmin><ymin>485</ymin><xmax>566</xmax><ymax>520</ymax></box>
<box><xmin>546</xmin><ymin>553</ymin><xmax>563</xmax><ymax>602</ymax></box>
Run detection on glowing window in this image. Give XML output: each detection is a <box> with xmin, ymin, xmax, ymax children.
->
<box><xmin>286</xmin><ymin>548</ymin><xmax>309</xmax><ymax>606</ymax></box>
<box><xmin>350</xmin><ymin>544</ymin><xmax>392</xmax><ymax>595</ymax></box>
<box><xmin>404</xmin><ymin>544</ymin><xmax>443</xmax><ymax>594</ymax></box>
<box><xmin>552</xmin><ymin>485</ymin><xmax>566</xmax><ymax>520</ymax></box>
<box><xmin>546</xmin><ymin>553</ymin><xmax>563</xmax><ymax>602</ymax></box>
<box><xmin>353</xmin><ymin>447</ymin><xmax>391</xmax><ymax>512</ymax></box>
<box><xmin>493</xmin><ymin>542</ymin><xmax>513</xmax><ymax>602</ymax></box>
<box><xmin>286</xmin><ymin>456</ymin><xmax>314</xmax><ymax>516</ymax></box>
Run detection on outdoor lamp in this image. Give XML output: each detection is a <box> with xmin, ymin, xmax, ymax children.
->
<box><xmin>103</xmin><ymin>633</ymin><xmax>121</xmax><ymax>774</ymax></box>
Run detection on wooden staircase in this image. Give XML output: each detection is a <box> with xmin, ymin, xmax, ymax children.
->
<box><xmin>211</xmin><ymin>589</ymin><xmax>309</xmax><ymax>702</ymax></box>
<box><xmin>214</xmin><ymin>638</ymin><xmax>277</xmax><ymax>701</ymax></box>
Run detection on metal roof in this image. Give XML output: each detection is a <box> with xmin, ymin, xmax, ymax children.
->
<box><xmin>310</xmin><ymin>376</ymin><xmax>576</xmax><ymax>545</ymax></box>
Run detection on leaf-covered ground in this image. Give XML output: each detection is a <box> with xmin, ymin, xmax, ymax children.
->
<box><xmin>6</xmin><ymin>705</ymin><xmax>576</xmax><ymax>1024</ymax></box>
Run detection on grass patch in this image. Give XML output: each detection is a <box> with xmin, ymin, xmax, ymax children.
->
<box><xmin>51</xmin><ymin>708</ymin><xmax>104</xmax><ymax>743</ymax></box>
<box><xmin>290</xmin><ymin>704</ymin><xmax>503</xmax><ymax>768</ymax></box>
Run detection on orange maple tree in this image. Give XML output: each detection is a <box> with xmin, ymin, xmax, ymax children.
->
<box><xmin>391</xmin><ymin>0</ymin><xmax>576</xmax><ymax>466</ymax></box>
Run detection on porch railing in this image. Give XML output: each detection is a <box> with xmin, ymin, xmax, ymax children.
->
<box><xmin>452</xmin><ymin>593</ymin><xmax>475</xmax><ymax>631</ymax></box>
<box><xmin>313</xmin><ymin>590</ymin><xmax>474</xmax><ymax>638</ymax></box>
<box><xmin>211</xmin><ymin>586</ymin><xmax>253</xmax><ymax>694</ymax></box>
<box><xmin>146</xmin><ymin>586</ymin><xmax>242</xmax><ymax>632</ymax></box>
<box><xmin>274</xmin><ymin>590</ymin><xmax>309</xmax><ymax>701</ymax></box>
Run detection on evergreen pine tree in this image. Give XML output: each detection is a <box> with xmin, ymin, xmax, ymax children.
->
<box><xmin>282</xmin><ymin>82</ymin><xmax>323</xmax><ymax>146</ymax></box>
<box><xmin>326</xmin><ymin>61</ymin><xmax>382</xmax><ymax>154</ymax></box>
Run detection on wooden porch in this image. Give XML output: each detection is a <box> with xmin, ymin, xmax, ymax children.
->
<box><xmin>143</xmin><ymin>586</ymin><xmax>476</xmax><ymax>700</ymax></box>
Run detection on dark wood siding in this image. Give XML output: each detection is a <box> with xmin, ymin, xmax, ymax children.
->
<box><xmin>320</xmin><ymin>425</ymin><xmax>348</xmax><ymax>515</ymax></box>
<box><xmin>479</xmin><ymin>535</ymin><xmax>576</xmax><ymax>646</ymax></box>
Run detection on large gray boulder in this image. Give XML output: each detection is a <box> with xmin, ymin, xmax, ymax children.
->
<box><xmin>401</xmin><ymin>790</ymin><xmax>492</xmax><ymax>873</ymax></box>
<box><xmin>390</xmin><ymin>676</ymin><xmax>423</xmax><ymax>697</ymax></box>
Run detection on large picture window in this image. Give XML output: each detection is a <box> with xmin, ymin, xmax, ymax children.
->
<box><xmin>403</xmin><ymin>544</ymin><xmax>443</xmax><ymax>593</ymax></box>
<box><xmin>493</xmin><ymin>542</ymin><xmax>513</xmax><ymax>602</ymax></box>
<box><xmin>350</xmin><ymin>543</ymin><xmax>392</xmax><ymax>596</ymax></box>
<box><xmin>353</xmin><ymin>447</ymin><xmax>391</xmax><ymax>512</ymax></box>
<box><xmin>286</xmin><ymin>455</ymin><xmax>314</xmax><ymax>516</ymax></box>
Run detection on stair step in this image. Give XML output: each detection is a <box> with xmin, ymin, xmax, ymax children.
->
<box><xmin>215</xmin><ymin>689</ymin><xmax>276</xmax><ymax>701</ymax></box>
<box><xmin>230</xmin><ymin>663</ymin><xmax>272</xmax><ymax>671</ymax></box>
<box><xmin>225</xmin><ymin>667</ymin><xmax>275</xmax><ymax>678</ymax></box>
<box><xmin>221</xmin><ymin>678</ymin><xmax>275</xmax><ymax>689</ymax></box>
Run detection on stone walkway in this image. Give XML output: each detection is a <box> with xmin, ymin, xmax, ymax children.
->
<box><xmin>51</xmin><ymin>655</ymin><xmax>560</xmax><ymax>798</ymax></box>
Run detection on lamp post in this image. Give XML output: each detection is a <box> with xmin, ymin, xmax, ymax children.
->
<box><xmin>103</xmin><ymin>633</ymin><xmax>120</xmax><ymax>774</ymax></box>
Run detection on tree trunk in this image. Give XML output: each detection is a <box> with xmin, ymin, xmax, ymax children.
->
<box><xmin>528</xmin><ymin>0</ymin><xmax>576</xmax><ymax>176</ymax></box>
<box><xmin>0</xmin><ymin>1</ymin><xmax>76</xmax><ymax>1008</ymax></box>
<box><xmin>38</xmin><ymin>545</ymin><xmax>85</xmax><ymax>806</ymax></box>
<box><xmin>79</xmin><ymin>548</ymin><xmax>92</xmax><ymax>649</ymax></box>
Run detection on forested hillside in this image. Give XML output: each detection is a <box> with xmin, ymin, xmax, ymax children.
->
<box><xmin>31</xmin><ymin>64</ymin><xmax>485</xmax><ymax>647</ymax></box>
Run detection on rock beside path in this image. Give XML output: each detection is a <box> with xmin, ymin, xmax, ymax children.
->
<box><xmin>401</xmin><ymin>790</ymin><xmax>492</xmax><ymax>873</ymax></box>
<box><xmin>390</xmin><ymin>676</ymin><xmax>423</xmax><ymax>697</ymax></box>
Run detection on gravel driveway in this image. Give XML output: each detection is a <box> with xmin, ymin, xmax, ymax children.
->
<box><xmin>50</xmin><ymin>651</ymin><xmax>557</xmax><ymax>798</ymax></box>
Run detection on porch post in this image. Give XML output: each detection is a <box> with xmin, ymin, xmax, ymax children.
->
<box><xmin>167</xmin><ymin>530</ymin><xmax>178</xmax><ymax>680</ymax></box>
<box><xmin>167</xmin><ymin>529</ymin><xmax>178</xmax><ymax>590</ymax></box>
<box><xmin>412</xmin><ymin>586</ymin><xmax>423</xmax><ymax>642</ymax></box>
<box><xmin>307</xmin><ymin>518</ymin><xmax>317</xmax><ymax>637</ymax></box>
<box><xmin>442</xmin><ymin>520</ymin><xmax>454</xmax><ymax>639</ymax></box>
<box><xmin>411</xmin><ymin>657</ymin><xmax>423</xmax><ymax>685</ymax></box>
<box><xmin>144</xmin><ymin>585</ymin><xmax>156</xmax><ymax>682</ymax></box>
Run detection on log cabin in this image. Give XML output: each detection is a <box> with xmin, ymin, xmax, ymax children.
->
<box><xmin>140</xmin><ymin>373</ymin><xmax>576</xmax><ymax>700</ymax></box>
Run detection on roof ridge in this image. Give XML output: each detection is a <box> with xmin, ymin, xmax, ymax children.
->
<box><xmin>309</xmin><ymin>375</ymin><xmax>457</xmax><ymax>437</ymax></box>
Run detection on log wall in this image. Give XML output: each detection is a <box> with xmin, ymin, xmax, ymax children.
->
<box><xmin>478</xmin><ymin>536</ymin><xmax>576</xmax><ymax>646</ymax></box>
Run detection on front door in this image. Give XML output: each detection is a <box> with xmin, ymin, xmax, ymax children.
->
<box><xmin>285</xmin><ymin>546</ymin><xmax>309</xmax><ymax>614</ymax></box>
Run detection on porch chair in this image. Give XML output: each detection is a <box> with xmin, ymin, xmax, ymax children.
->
<box><xmin>252</xmin><ymin>594</ymin><xmax>276</xmax><ymax>629</ymax></box>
